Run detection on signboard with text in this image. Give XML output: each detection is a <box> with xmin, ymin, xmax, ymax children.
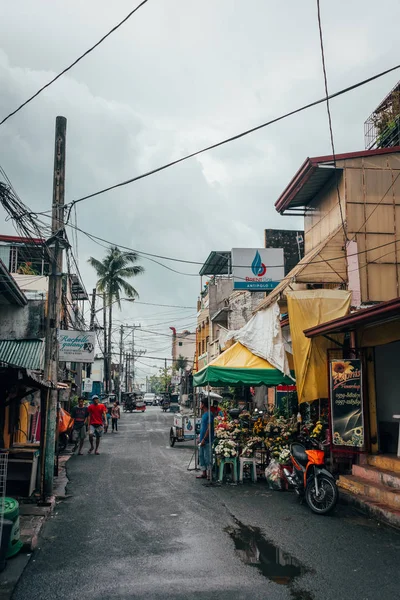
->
<box><xmin>58</xmin><ymin>330</ymin><xmax>96</xmax><ymax>363</ymax></box>
<box><xmin>330</xmin><ymin>359</ymin><xmax>364</xmax><ymax>447</ymax></box>
<box><xmin>83</xmin><ymin>378</ymin><xmax>93</xmax><ymax>393</ymax></box>
<box><xmin>232</xmin><ymin>248</ymin><xmax>284</xmax><ymax>291</ymax></box>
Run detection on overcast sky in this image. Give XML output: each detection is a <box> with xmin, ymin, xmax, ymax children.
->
<box><xmin>1</xmin><ymin>0</ymin><xmax>399</xmax><ymax>381</ymax></box>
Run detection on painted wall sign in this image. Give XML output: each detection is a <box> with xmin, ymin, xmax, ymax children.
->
<box><xmin>58</xmin><ymin>330</ymin><xmax>95</xmax><ymax>363</ymax></box>
<box><xmin>231</xmin><ymin>248</ymin><xmax>284</xmax><ymax>291</ymax></box>
<box><xmin>330</xmin><ymin>359</ymin><xmax>364</xmax><ymax>447</ymax></box>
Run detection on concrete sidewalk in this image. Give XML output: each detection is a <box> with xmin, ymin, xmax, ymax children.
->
<box><xmin>0</xmin><ymin>454</ymin><xmax>71</xmax><ymax>600</ymax></box>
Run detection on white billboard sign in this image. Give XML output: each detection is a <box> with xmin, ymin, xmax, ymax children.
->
<box><xmin>83</xmin><ymin>378</ymin><xmax>93</xmax><ymax>393</ymax></box>
<box><xmin>231</xmin><ymin>248</ymin><xmax>284</xmax><ymax>291</ymax></box>
<box><xmin>58</xmin><ymin>330</ymin><xmax>96</xmax><ymax>363</ymax></box>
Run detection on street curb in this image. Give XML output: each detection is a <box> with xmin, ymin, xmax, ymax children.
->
<box><xmin>339</xmin><ymin>489</ymin><xmax>400</xmax><ymax>531</ymax></box>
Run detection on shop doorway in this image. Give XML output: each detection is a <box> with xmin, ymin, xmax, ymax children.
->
<box><xmin>375</xmin><ymin>340</ymin><xmax>400</xmax><ymax>454</ymax></box>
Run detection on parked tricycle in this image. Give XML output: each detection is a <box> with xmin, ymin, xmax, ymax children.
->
<box><xmin>169</xmin><ymin>412</ymin><xmax>201</xmax><ymax>447</ymax></box>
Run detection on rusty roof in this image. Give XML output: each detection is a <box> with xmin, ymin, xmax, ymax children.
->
<box><xmin>275</xmin><ymin>146</ymin><xmax>400</xmax><ymax>214</ymax></box>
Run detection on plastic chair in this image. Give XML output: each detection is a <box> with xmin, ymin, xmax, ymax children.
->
<box><xmin>239</xmin><ymin>457</ymin><xmax>257</xmax><ymax>483</ymax></box>
<box><xmin>218</xmin><ymin>457</ymin><xmax>238</xmax><ymax>483</ymax></box>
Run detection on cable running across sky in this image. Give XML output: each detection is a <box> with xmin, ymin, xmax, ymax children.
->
<box><xmin>63</xmin><ymin>64</ymin><xmax>400</xmax><ymax>211</ymax></box>
<box><xmin>0</xmin><ymin>0</ymin><xmax>150</xmax><ymax>127</ymax></box>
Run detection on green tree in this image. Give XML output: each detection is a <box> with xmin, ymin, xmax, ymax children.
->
<box><xmin>148</xmin><ymin>368</ymin><xmax>172</xmax><ymax>394</ymax></box>
<box><xmin>88</xmin><ymin>246</ymin><xmax>144</xmax><ymax>391</ymax></box>
<box><xmin>174</xmin><ymin>354</ymin><xmax>188</xmax><ymax>372</ymax></box>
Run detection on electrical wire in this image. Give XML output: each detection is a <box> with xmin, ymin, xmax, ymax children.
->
<box><xmin>316</xmin><ymin>0</ymin><xmax>348</xmax><ymax>243</ymax></box>
<box><xmin>0</xmin><ymin>0</ymin><xmax>150</xmax><ymax>127</ymax></box>
<box><xmin>60</xmin><ymin>212</ymin><xmax>400</xmax><ymax>272</ymax></box>
<box><xmin>63</xmin><ymin>63</ymin><xmax>400</xmax><ymax>211</ymax></box>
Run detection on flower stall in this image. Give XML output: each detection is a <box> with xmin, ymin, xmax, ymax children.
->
<box><xmin>207</xmin><ymin>408</ymin><xmax>328</xmax><ymax>486</ymax></box>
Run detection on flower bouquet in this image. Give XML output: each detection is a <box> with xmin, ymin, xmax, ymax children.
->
<box><xmin>214</xmin><ymin>439</ymin><xmax>238</xmax><ymax>458</ymax></box>
<box><xmin>240</xmin><ymin>436</ymin><xmax>264</xmax><ymax>458</ymax></box>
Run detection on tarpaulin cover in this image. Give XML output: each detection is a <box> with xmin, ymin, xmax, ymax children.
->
<box><xmin>193</xmin><ymin>342</ymin><xmax>293</xmax><ymax>387</ymax></box>
<box><xmin>287</xmin><ymin>290</ymin><xmax>351</xmax><ymax>404</ymax></box>
<box><xmin>225</xmin><ymin>302</ymin><xmax>292</xmax><ymax>379</ymax></box>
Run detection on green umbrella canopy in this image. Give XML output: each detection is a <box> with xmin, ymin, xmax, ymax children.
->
<box><xmin>193</xmin><ymin>342</ymin><xmax>294</xmax><ymax>387</ymax></box>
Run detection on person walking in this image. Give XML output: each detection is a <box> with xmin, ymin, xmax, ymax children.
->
<box><xmin>111</xmin><ymin>401</ymin><xmax>120</xmax><ymax>432</ymax></box>
<box><xmin>104</xmin><ymin>405</ymin><xmax>112</xmax><ymax>433</ymax></box>
<box><xmin>71</xmin><ymin>397</ymin><xmax>89</xmax><ymax>455</ymax></box>
<box><xmin>87</xmin><ymin>395</ymin><xmax>107</xmax><ymax>455</ymax></box>
<box><xmin>196</xmin><ymin>397</ymin><xmax>214</xmax><ymax>480</ymax></box>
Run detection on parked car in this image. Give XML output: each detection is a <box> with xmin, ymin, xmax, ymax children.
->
<box><xmin>143</xmin><ymin>393</ymin><xmax>156</xmax><ymax>406</ymax></box>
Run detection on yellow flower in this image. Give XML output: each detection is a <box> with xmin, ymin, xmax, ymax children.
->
<box><xmin>332</xmin><ymin>361</ymin><xmax>354</xmax><ymax>376</ymax></box>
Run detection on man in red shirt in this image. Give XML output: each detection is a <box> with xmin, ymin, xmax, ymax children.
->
<box><xmin>87</xmin><ymin>395</ymin><xmax>107</xmax><ymax>455</ymax></box>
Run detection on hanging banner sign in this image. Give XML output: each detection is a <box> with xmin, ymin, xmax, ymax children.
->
<box><xmin>58</xmin><ymin>330</ymin><xmax>95</xmax><ymax>363</ymax></box>
<box><xmin>231</xmin><ymin>248</ymin><xmax>284</xmax><ymax>291</ymax></box>
<box><xmin>330</xmin><ymin>359</ymin><xmax>364</xmax><ymax>447</ymax></box>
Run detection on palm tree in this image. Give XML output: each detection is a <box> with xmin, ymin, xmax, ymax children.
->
<box><xmin>175</xmin><ymin>355</ymin><xmax>188</xmax><ymax>373</ymax></box>
<box><xmin>88</xmin><ymin>246</ymin><xmax>144</xmax><ymax>391</ymax></box>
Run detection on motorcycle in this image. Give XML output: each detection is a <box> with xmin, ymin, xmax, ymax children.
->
<box><xmin>283</xmin><ymin>435</ymin><xmax>338</xmax><ymax>515</ymax></box>
<box><xmin>161</xmin><ymin>400</ymin><xmax>170</xmax><ymax>412</ymax></box>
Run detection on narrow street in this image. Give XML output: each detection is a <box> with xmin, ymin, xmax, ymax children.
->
<box><xmin>13</xmin><ymin>408</ymin><xmax>400</xmax><ymax>600</ymax></box>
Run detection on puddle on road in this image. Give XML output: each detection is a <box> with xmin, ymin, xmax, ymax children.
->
<box><xmin>225</xmin><ymin>519</ymin><xmax>310</xmax><ymax>591</ymax></box>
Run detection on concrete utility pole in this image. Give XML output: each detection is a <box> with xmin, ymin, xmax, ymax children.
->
<box><xmin>43</xmin><ymin>116</ymin><xmax>67</xmax><ymax>497</ymax></box>
<box><xmin>103</xmin><ymin>293</ymin><xmax>108</xmax><ymax>393</ymax></box>
<box><xmin>131</xmin><ymin>324</ymin><xmax>142</xmax><ymax>390</ymax></box>
<box><xmin>86</xmin><ymin>288</ymin><xmax>96</xmax><ymax>380</ymax></box>
<box><xmin>89</xmin><ymin>288</ymin><xmax>97</xmax><ymax>331</ymax></box>
<box><xmin>126</xmin><ymin>353</ymin><xmax>130</xmax><ymax>392</ymax></box>
<box><xmin>119</xmin><ymin>324</ymin><xmax>124</xmax><ymax>403</ymax></box>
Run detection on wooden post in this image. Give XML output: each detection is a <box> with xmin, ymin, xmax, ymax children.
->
<box><xmin>43</xmin><ymin>116</ymin><xmax>67</xmax><ymax>497</ymax></box>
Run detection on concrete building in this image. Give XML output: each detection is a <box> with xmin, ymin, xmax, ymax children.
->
<box><xmin>170</xmin><ymin>328</ymin><xmax>196</xmax><ymax>367</ymax></box>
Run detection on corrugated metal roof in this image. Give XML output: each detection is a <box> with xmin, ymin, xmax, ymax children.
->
<box><xmin>0</xmin><ymin>339</ymin><xmax>44</xmax><ymax>370</ymax></box>
<box><xmin>304</xmin><ymin>296</ymin><xmax>400</xmax><ymax>338</ymax></box>
<box><xmin>199</xmin><ymin>251</ymin><xmax>231</xmax><ymax>276</ymax></box>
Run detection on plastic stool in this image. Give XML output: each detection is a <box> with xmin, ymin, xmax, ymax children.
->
<box><xmin>218</xmin><ymin>457</ymin><xmax>238</xmax><ymax>483</ymax></box>
<box><xmin>239</xmin><ymin>457</ymin><xmax>257</xmax><ymax>483</ymax></box>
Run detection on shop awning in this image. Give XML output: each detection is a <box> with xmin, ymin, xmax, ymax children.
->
<box><xmin>287</xmin><ymin>290</ymin><xmax>352</xmax><ymax>403</ymax></box>
<box><xmin>0</xmin><ymin>339</ymin><xmax>44</xmax><ymax>370</ymax></box>
<box><xmin>255</xmin><ymin>224</ymin><xmax>346</xmax><ymax>312</ymax></box>
<box><xmin>193</xmin><ymin>342</ymin><xmax>293</xmax><ymax>387</ymax></box>
<box><xmin>304</xmin><ymin>296</ymin><xmax>400</xmax><ymax>347</ymax></box>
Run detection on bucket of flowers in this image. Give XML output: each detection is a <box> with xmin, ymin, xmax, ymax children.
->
<box><xmin>240</xmin><ymin>436</ymin><xmax>264</xmax><ymax>458</ymax></box>
<box><xmin>215</xmin><ymin>417</ymin><xmax>242</xmax><ymax>440</ymax></box>
<box><xmin>214</xmin><ymin>439</ymin><xmax>238</xmax><ymax>459</ymax></box>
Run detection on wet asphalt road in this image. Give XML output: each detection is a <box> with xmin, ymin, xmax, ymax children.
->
<box><xmin>13</xmin><ymin>407</ymin><xmax>400</xmax><ymax>600</ymax></box>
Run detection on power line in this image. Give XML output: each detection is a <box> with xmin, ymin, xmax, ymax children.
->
<box><xmin>134</xmin><ymin>300</ymin><xmax>196</xmax><ymax>309</ymax></box>
<box><xmin>316</xmin><ymin>0</ymin><xmax>348</xmax><ymax>243</ymax></box>
<box><xmin>69</xmin><ymin>218</ymin><xmax>400</xmax><ymax>281</ymax></box>
<box><xmin>30</xmin><ymin>197</ymin><xmax>400</xmax><ymax>272</ymax></box>
<box><xmin>64</xmin><ymin>63</ymin><xmax>400</xmax><ymax>209</ymax></box>
<box><xmin>0</xmin><ymin>0</ymin><xmax>150</xmax><ymax>127</ymax></box>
